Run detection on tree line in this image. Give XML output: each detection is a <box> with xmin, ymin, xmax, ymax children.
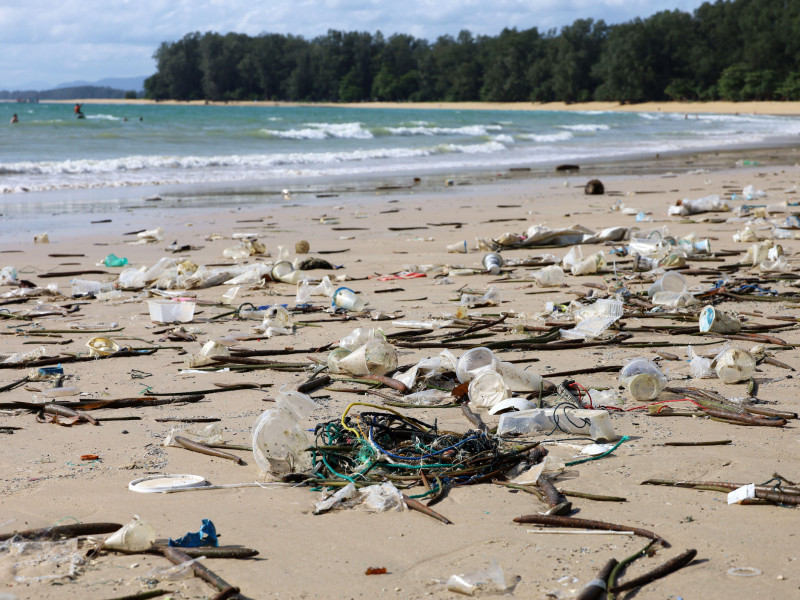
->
<box><xmin>144</xmin><ymin>0</ymin><xmax>800</xmax><ymax>104</ymax></box>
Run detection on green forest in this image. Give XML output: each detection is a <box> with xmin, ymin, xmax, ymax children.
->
<box><xmin>144</xmin><ymin>0</ymin><xmax>800</xmax><ymax>104</ymax></box>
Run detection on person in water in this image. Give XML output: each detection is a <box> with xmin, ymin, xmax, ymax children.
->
<box><xmin>10</xmin><ymin>113</ymin><xmax>18</xmax><ymax>124</ymax></box>
<box><xmin>74</xmin><ymin>103</ymin><xmax>83</xmax><ymax>116</ymax></box>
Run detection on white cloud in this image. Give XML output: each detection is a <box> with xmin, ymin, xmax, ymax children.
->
<box><xmin>0</xmin><ymin>0</ymin><xmax>707</xmax><ymax>89</ymax></box>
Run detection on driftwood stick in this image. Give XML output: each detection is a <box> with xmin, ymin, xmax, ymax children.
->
<box><xmin>512</xmin><ymin>514</ymin><xmax>666</xmax><ymax>546</ymax></box>
<box><xmin>402</xmin><ymin>494</ymin><xmax>453</xmax><ymax>524</ymax></box>
<box><xmin>160</xmin><ymin>546</ymin><xmax>240</xmax><ymax>599</ymax></box>
<box><xmin>576</xmin><ymin>558</ymin><xmax>618</xmax><ymax>600</ymax></box>
<box><xmin>0</xmin><ymin>521</ymin><xmax>122</xmax><ymax>542</ymax></box>
<box><xmin>610</xmin><ymin>548</ymin><xmax>697</xmax><ymax>593</ymax></box>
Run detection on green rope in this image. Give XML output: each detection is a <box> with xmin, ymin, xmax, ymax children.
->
<box><xmin>565</xmin><ymin>436</ymin><xmax>629</xmax><ymax>467</ymax></box>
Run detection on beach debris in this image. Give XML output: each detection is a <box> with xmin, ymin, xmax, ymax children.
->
<box><xmin>513</xmin><ymin>514</ymin><xmax>667</xmax><ymax>546</ymax></box>
<box><xmin>584</xmin><ymin>179</ymin><xmax>604</xmax><ymax>195</ymax></box>
<box><xmin>445</xmin><ymin>560</ymin><xmax>508</xmax><ymax>595</ymax></box>
<box><xmin>103</xmin><ymin>516</ymin><xmax>157</xmax><ymax>552</ymax></box>
<box><xmin>168</xmin><ymin>519</ymin><xmax>219</xmax><ymax>548</ymax></box>
<box><xmin>160</xmin><ymin>546</ymin><xmax>240</xmax><ymax>599</ymax></box>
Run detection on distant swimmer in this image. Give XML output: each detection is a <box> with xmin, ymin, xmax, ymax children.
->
<box><xmin>10</xmin><ymin>113</ymin><xmax>18</xmax><ymax>124</ymax></box>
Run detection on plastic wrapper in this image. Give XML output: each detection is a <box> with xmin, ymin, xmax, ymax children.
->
<box><xmin>561</xmin><ymin>298</ymin><xmax>623</xmax><ymax>341</ymax></box>
<box><xmin>314</xmin><ymin>482</ymin><xmax>406</xmax><ymax>514</ymax></box>
<box><xmin>163</xmin><ymin>423</ymin><xmax>224</xmax><ymax>447</ymax></box>
<box><xmin>688</xmin><ymin>345</ymin><xmax>715</xmax><ymax>379</ymax></box>
<box><xmin>1</xmin><ymin>346</ymin><xmax>47</xmax><ymax>365</ymax></box>
<box><xmin>459</xmin><ymin>286</ymin><xmax>501</xmax><ymax>307</ymax></box>
<box><xmin>3</xmin><ymin>538</ymin><xmax>83</xmax><ymax>583</ymax></box>
<box><xmin>0</xmin><ymin>266</ymin><xmax>18</xmax><ymax>285</ymax></box>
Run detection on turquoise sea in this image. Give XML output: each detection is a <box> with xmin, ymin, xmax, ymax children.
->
<box><xmin>3</xmin><ymin>102</ymin><xmax>800</xmax><ymax>199</ymax></box>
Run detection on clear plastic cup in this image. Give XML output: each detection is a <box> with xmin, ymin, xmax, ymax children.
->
<box><xmin>332</xmin><ymin>287</ymin><xmax>366</xmax><ymax>311</ymax></box>
<box><xmin>619</xmin><ymin>359</ymin><xmax>667</xmax><ymax>400</ymax></box>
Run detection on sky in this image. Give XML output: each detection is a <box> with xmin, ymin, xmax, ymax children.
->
<box><xmin>0</xmin><ymin>0</ymin><xmax>708</xmax><ymax>91</ymax></box>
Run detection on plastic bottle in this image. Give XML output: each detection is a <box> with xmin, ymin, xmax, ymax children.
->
<box><xmin>497</xmin><ymin>407</ymin><xmax>617</xmax><ymax>442</ymax></box>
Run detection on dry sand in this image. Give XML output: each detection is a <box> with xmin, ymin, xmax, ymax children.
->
<box><xmin>1</xmin><ymin>157</ymin><xmax>800</xmax><ymax>599</ymax></box>
<box><xmin>51</xmin><ymin>98</ymin><xmax>800</xmax><ymax>116</ymax></box>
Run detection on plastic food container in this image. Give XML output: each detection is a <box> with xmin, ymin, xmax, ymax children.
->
<box><xmin>147</xmin><ymin>300</ymin><xmax>195</xmax><ymax>323</ymax></box>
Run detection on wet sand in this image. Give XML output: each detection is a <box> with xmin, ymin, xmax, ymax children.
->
<box><xmin>1</xmin><ymin>158</ymin><xmax>799</xmax><ymax>599</ymax></box>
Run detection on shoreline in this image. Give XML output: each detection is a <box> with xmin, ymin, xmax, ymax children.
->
<box><xmin>48</xmin><ymin>98</ymin><xmax>800</xmax><ymax>116</ymax></box>
<box><xmin>4</xmin><ymin>138</ymin><xmax>800</xmax><ymax>245</ymax></box>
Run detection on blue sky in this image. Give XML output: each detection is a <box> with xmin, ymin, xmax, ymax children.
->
<box><xmin>0</xmin><ymin>0</ymin><xmax>708</xmax><ymax>90</ymax></box>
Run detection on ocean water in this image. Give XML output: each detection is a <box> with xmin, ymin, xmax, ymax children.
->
<box><xmin>3</xmin><ymin>103</ymin><xmax>800</xmax><ymax>200</ymax></box>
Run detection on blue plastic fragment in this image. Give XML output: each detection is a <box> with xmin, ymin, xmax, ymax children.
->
<box><xmin>168</xmin><ymin>518</ymin><xmax>219</xmax><ymax>548</ymax></box>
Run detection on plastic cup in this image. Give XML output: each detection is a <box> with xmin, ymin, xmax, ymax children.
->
<box><xmin>456</xmin><ymin>347</ymin><xmax>497</xmax><ymax>383</ymax></box>
<box><xmin>446</xmin><ymin>240</ymin><xmax>468</xmax><ymax>253</ymax></box>
<box><xmin>619</xmin><ymin>359</ymin><xmax>666</xmax><ymax>400</ymax></box>
<box><xmin>699</xmin><ymin>306</ymin><xmax>741</xmax><ymax>334</ymax></box>
<box><xmin>467</xmin><ymin>369</ymin><xmax>510</xmax><ymax>408</ymax></box>
<box><xmin>715</xmin><ymin>349</ymin><xmax>756</xmax><ymax>383</ymax></box>
<box><xmin>534</xmin><ymin>265</ymin><xmax>565</xmax><ymax>286</ymax></box>
<box><xmin>270</xmin><ymin>261</ymin><xmax>294</xmax><ymax>282</ymax></box>
<box><xmin>482</xmin><ymin>252</ymin><xmax>503</xmax><ymax>275</ymax></box>
<box><xmin>332</xmin><ymin>287</ymin><xmax>366</xmax><ymax>311</ymax></box>
<box><xmin>648</xmin><ymin>271</ymin><xmax>687</xmax><ymax>296</ymax></box>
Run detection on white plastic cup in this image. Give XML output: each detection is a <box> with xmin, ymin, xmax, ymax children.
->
<box><xmin>482</xmin><ymin>253</ymin><xmax>503</xmax><ymax>275</ymax></box>
<box><xmin>446</xmin><ymin>240</ymin><xmax>468</xmax><ymax>253</ymax></box>
<box><xmin>619</xmin><ymin>359</ymin><xmax>666</xmax><ymax>400</ymax></box>
<box><xmin>467</xmin><ymin>369</ymin><xmax>510</xmax><ymax>408</ymax></box>
<box><xmin>332</xmin><ymin>287</ymin><xmax>366</xmax><ymax>311</ymax></box>
<box><xmin>715</xmin><ymin>349</ymin><xmax>756</xmax><ymax>383</ymax></box>
<box><xmin>699</xmin><ymin>306</ymin><xmax>741</xmax><ymax>334</ymax></box>
<box><xmin>270</xmin><ymin>261</ymin><xmax>294</xmax><ymax>282</ymax></box>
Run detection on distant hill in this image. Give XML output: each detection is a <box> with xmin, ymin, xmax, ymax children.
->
<box><xmin>55</xmin><ymin>76</ymin><xmax>148</xmax><ymax>93</ymax></box>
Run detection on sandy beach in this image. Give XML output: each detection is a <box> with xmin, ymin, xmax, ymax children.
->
<box><xmin>1</xmin><ymin>154</ymin><xmax>800</xmax><ymax>600</ymax></box>
<box><xmin>51</xmin><ymin>97</ymin><xmax>800</xmax><ymax>116</ymax></box>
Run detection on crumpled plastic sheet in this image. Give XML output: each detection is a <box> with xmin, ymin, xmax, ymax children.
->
<box><xmin>168</xmin><ymin>518</ymin><xmax>219</xmax><ymax>548</ymax></box>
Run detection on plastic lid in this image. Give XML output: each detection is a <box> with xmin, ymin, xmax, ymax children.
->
<box><xmin>128</xmin><ymin>473</ymin><xmax>208</xmax><ymax>493</ymax></box>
